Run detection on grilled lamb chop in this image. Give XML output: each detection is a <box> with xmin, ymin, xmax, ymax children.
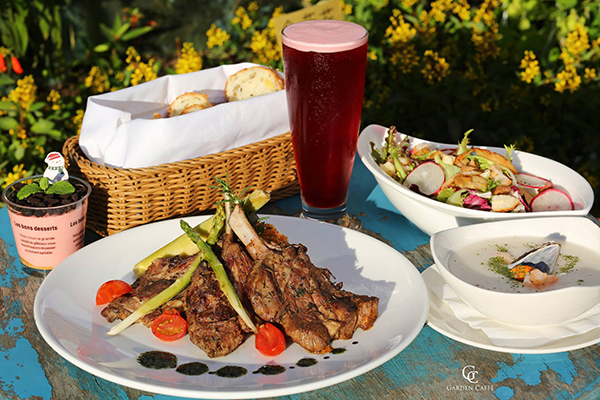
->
<box><xmin>101</xmin><ymin>254</ymin><xmax>196</xmax><ymax>327</ymax></box>
<box><xmin>228</xmin><ymin>206</ymin><xmax>379</xmax><ymax>354</ymax></box>
<box><xmin>184</xmin><ymin>262</ymin><xmax>247</xmax><ymax>358</ymax></box>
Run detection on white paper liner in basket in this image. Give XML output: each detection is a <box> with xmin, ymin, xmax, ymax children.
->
<box><xmin>79</xmin><ymin>62</ymin><xmax>289</xmax><ymax>169</ymax></box>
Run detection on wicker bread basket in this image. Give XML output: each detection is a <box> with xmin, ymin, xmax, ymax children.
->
<box><xmin>62</xmin><ymin>133</ymin><xmax>299</xmax><ymax>236</ymax></box>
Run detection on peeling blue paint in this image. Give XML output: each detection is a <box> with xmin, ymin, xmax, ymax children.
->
<box><xmin>495</xmin><ymin>386</ymin><xmax>514</xmax><ymax>399</ymax></box>
<box><xmin>0</xmin><ymin>322</ymin><xmax>53</xmax><ymax>399</ymax></box>
<box><xmin>0</xmin><ymin>210</ymin><xmax>23</xmax><ymax>286</ymax></box>
<box><xmin>492</xmin><ymin>353</ymin><xmax>577</xmax><ymax>387</ymax></box>
<box><xmin>401</xmin><ymin>327</ymin><xmax>461</xmax><ymax>380</ymax></box>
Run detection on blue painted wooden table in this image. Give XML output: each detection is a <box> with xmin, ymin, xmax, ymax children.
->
<box><xmin>1</xmin><ymin>157</ymin><xmax>599</xmax><ymax>400</ymax></box>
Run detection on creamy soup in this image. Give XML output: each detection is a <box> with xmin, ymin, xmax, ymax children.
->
<box><xmin>448</xmin><ymin>237</ymin><xmax>600</xmax><ymax>293</ymax></box>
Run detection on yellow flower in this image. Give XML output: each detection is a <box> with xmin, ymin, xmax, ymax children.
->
<box><xmin>2</xmin><ymin>164</ymin><xmax>28</xmax><ymax>189</ymax></box>
<box><xmin>16</xmin><ymin>128</ymin><xmax>27</xmax><ymax>140</ymax></box>
<box><xmin>563</xmin><ymin>23</ymin><xmax>590</xmax><ymax>65</ymax></box>
<box><xmin>232</xmin><ymin>7</ymin><xmax>253</xmax><ymax>30</ymax></box>
<box><xmin>519</xmin><ymin>50</ymin><xmax>540</xmax><ymax>84</ymax></box>
<box><xmin>421</xmin><ymin>50</ymin><xmax>450</xmax><ymax>85</ymax></box>
<box><xmin>85</xmin><ymin>66</ymin><xmax>109</xmax><ymax>93</ymax></box>
<box><xmin>401</xmin><ymin>0</ymin><xmax>418</xmax><ymax>8</ymax></box>
<box><xmin>429</xmin><ymin>0</ymin><xmax>450</xmax><ymax>23</ymax></box>
<box><xmin>130</xmin><ymin>61</ymin><xmax>158</xmax><ymax>86</ymax></box>
<box><xmin>470</xmin><ymin>0</ymin><xmax>500</xmax><ymax>60</ymax></box>
<box><xmin>340</xmin><ymin>0</ymin><xmax>352</xmax><ymax>15</ymax></box>
<box><xmin>391</xmin><ymin>44</ymin><xmax>420</xmax><ymax>74</ymax></box>
<box><xmin>250</xmin><ymin>29</ymin><xmax>280</xmax><ymax>64</ymax></box>
<box><xmin>73</xmin><ymin>109</ymin><xmax>85</xmax><ymax>134</ymax></box>
<box><xmin>481</xmin><ymin>99</ymin><xmax>499</xmax><ymax>112</ymax></box>
<box><xmin>206</xmin><ymin>24</ymin><xmax>230</xmax><ymax>49</ymax></box>
<box><xmin>584</xmin><ymin>67</ymin><xmax>597</xmax><ymax>82</ymax></box>
<box><xmin>555</xmin><ymin>65</ymin><xmax>581</xmax><ymax>93</ymax></box>
<box><xmin>386</xmin><ymin>9</ymin><xmax>417</xmax><ymax>45</ymax></box>
<box><xmin>126</xmin><ymin>46</ymin><xmax>142</xmax><ymax>64</ymax></box>
<box><xmin>248</xmin><ymin>2</ymin><xmax>259</xmax><ymax>12</ymax></box>
<box><xmin>8</xmin><ymin>75</ymin><xmax>37</xmax><ymax>111</ymax></box>
<box><xmin>368</xmin><ymin>51</ymin><xmax>378</xmax><ymax>61</ymax></box>
<box><xmin>452</xmin><ymin>0</ymin><xmax>471</xmax><ymax>21</ymax></box>
<box><xmin>47</xmin><ymin>89</ymin><xmax>61</xmax><ymax>110</ymax></box>
<box><xmin>481</xmin><ymin>100</ymin><xmax>492</xmax><ymax>112</ymax></box>
<box><xmin>175</xmin><ymin>42</ymin><xmax>202</xmax><ymax>74</ymax></box>
<box><xmin>272</xmin><ymin>6</ymin><xmax>284</xmax><ymax>19</ymax></box>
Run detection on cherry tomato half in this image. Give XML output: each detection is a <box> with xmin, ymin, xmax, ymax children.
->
<box><xmin>151</xmin><ymin>309</ymin><xmax>188</xmax><ymax>342</ymax></box>
<box><xmin>95</xmin><ymin>280</ymin><xmax>133</xmax><ymax>305</ymax></box>
<box><xmin>255</xmin><ymin>323</ymin><xmax>286</xmax><ymax>357</ymax></box>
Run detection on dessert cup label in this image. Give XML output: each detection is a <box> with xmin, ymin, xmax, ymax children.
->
<box><xmin>7</xmin><ymin>202</ymin><xmax>88</xmax><ymax>270</ymax></box>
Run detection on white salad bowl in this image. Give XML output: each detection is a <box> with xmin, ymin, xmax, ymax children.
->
<box><xmin>430</xmin><ymin>216</ymin><xmax>600</xmax><ymax>326</ymax></box>
<box><xmin>357</xmin><ymin>124</ymin><xmax>595</xmax><ymax>235</ymax></box>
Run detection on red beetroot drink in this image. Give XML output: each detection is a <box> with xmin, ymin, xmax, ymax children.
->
<box><xmin>282</xmin><ymin>20</ymin><xmax>368</xmax><ymax>224</ymax></box>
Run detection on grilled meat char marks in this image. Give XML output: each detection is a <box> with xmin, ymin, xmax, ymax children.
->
<box><xmin>185</xmin><ymin>264</ymin><xmax>245</xmax><ymax>358</ymax></box>
<box><xmin>101</xmin><ymin>255</ymin><xmax>196</xmax><ymax>327</ymax></box>
<box><xmin>246</xmin><ymin>243</ymin><xmax>378</xmax><ymax>354</ymax></box>
<box><xmin>228</xmin><ymin>205</ymin><xmax>379</xmax><ymax>355</ymax></box>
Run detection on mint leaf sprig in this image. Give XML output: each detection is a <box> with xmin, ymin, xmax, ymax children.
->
<box><xmin>17</xmin><ymin>177</ymin><xmax>75</xmax><ymax>200</ymax></box>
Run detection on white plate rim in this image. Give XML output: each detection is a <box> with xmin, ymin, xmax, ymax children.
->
<box><xmin>422</xmin><ymin>265</ymin><xmax>600</xmax><ymax>354</ymax></box>
<box><xmin>34</xmin><ymin>214</ymin><xmax>429</xmax><ymax>399</ymax></box>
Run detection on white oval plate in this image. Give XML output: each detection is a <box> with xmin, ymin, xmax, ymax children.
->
<box><xmin>357</xmin><ymin>124</ymin><xmax>595</xmax><ymax>235</ymax></box>
<box><xmin>422</xmin><ymin>265</ymin><xmax>600</xmax><ymax>354</ymax></box>
<box><xmin>34</xmin><ymin>215</ymin><xmax>428</xmax><ymax>399</ymax></box>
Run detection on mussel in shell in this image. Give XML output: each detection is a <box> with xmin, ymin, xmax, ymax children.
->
<box><xmin>507</xmin><ymin>241</ymin><xmax>561</xmax><ymax>281</ymax></box>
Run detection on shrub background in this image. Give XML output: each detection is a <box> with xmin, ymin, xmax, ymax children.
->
<box><xmin>1</xmin><ymin>0</ymin><xmax>598</xmax><ymax>215</ymax></box>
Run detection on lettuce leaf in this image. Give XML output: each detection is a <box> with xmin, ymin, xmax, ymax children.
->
<box><xmin>463</xmin><ymin>190</ymin><xmax>492</xmax><ymax>211</ymax></box>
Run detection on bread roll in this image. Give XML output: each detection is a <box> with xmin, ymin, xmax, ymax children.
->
<box><xmin>225</xmin><ymin>66</ymin><xmax>284</xmax><ymax>102</ymax></box>
<box><xmin>167</xmin><ymin>92</ymin><xmax>212</xmax><ymax>117</ymax></box>
<box><xmin>181</xmin><ymin>103</ymin><xmax>211</xmax><ymax>115</ymax></box>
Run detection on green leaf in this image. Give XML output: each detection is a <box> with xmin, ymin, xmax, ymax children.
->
<box><xmin>0</xmin><ymin>74</ymin><xmax>15</xmax><ymax>86</ymax></box>
<box><xmin>557</xmin><ymin>0</ymin><xmax>577</xmax><ymax>8</ymax></box>
<box><xmin>0</xmin><ymin>101</ymin><xmax>15</xmax><ymax>111</ymax></box>
<box><xmin>93</xmin><ymin>43</ymin><xmax>110</xmax><ymax>53</ymax></box>
<box><xmin>99</xmin><ymin>23</ymin><xmax>115</xmax><ymax>41</ymax></box>
<box><xmin>0</xmin><ymin>117</ymin><xmax>19</xmax><ymax>131</ymax></box>
<box><xmin>39</xmin><ymin>177</ymin><xmax>50</xmax><ymax>191</ymax></box>
<box><xmin>29</xmin><ymin>102</ymin><xmax>46</xmax><ymax>112</ymax></box>
<box><xmin>46</xmin><ymin>181</ymin><xmax>75</xmax><ymax>195</ymax></box>
<box><xmin>45</xmin><ymin>129</ymin><xmax>65</xmax><ymax>140</ymax></box>
<box><xmin>121</xmin><ymin>26</ymin><xmax>153</xmax><ymax>41</ymax></box>
<box><xmin>114</xmin><ymin>22</ymin><xmax>131</xmax><ymax>40</ymax></box>
<box><xmin>31</xmin><ymin>119</ymin><xmax>55</xmax><ymax>134</ymax></box>
<box><xmin>112</xmin><ymin>14</ymin><xmax>121</xmax><ymax>31</ymax></box>
<box><xmin>17</xmin><ymin>183</ymin><xmax>44</xmax><ymax>200</ymax></box>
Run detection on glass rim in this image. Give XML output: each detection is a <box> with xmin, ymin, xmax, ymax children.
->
<box><xmin>281</xmin><ymin>20</ymin><xmax>368</xmax><ymax>53</ymax></box>
<box><xmin>2</xmin><ymin>175</ymin><xmax>92</xmax><ymax>211</ymax></box>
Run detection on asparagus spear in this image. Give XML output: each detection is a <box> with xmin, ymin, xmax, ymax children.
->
<box><xmin>180</xmin><ymin>219</ymin><xmax>258</xmax><ymax>334</ymax></box>
<box><xmin>133</xmin><ymin>189</ymin><xmax>270</xmax><ymax>277</ymax></box>
<box><xmin>107</xmin><ymin>253</ymin><xmax>203</xmax><ymax>336</ymax></box>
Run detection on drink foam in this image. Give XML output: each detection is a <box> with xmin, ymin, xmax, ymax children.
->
<box><xmin>282</xmin><ymin>20</ymin><xmax>368</xmax><ymax>53</ymax></box>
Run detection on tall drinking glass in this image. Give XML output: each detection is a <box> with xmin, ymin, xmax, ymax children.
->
<box><xmin>282</xmin><ymin>20</ymin><xmax>368</xmax><ymax>229</ymax></box>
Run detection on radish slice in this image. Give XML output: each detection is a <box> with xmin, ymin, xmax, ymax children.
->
<box><xmin>516</xmin><ymin>173</ymin><xmax>553</xmax><ymax>190</ymax></box>
<box><xmin>403</xmin><ymin>161</ymin><xmax>445</xmax><ymax>196</ymax></box>
<box><xmin>530</xmin><ymin>188</ymin><xmax>574</xmax><ymax>212</ymax></box>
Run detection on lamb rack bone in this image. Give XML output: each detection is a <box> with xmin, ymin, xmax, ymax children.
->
<box><xmin>228</xmin><ymin>204</ymin><xmax>270</xmax><ymax>260</ymax></box>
